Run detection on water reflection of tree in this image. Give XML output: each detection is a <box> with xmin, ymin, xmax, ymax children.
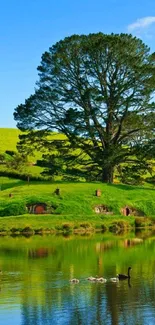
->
<box><xmin>3</xmin><ymin>235</ymin><xmax>155</xmax><ymax>325</ymax></box>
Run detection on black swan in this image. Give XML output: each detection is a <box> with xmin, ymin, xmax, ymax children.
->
<box><xmin>117</xmin><ymin>267</ymin><xmax>132</xmax><ymax>280</ymax></box>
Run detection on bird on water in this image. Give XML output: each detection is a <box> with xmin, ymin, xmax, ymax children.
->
<box><xmin>117</xmin><ymin>267</ymin><xmax>132</xmax><ymax>280</ymax></box>
<box><xmin>70</xmin><ymin>278</ymin><xmax>79</xmax><ymax>283</ymax></box>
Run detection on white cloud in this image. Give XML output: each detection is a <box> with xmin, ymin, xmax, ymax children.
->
<box><xmin>127</xmin><ymin>16</ymin><xmax>155</xmax><ymax>32</ymax></box>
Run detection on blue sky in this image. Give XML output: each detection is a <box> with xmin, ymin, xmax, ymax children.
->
<box><xmin>1</xmin><ymin>0</ymin><xmax>155</xmax><ymax>128</ymax></box>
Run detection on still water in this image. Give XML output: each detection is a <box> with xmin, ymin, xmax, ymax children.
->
<box><xmin>0</xmin><ymin>231</ymin><xmax>155</xmax><ymax>324</ymax></box>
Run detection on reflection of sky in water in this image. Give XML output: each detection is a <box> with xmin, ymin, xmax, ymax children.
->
<box><xmin>0</xmin><ymin>234</ymin><xmax>155</xmax><ymax>324</ymax></box>
<box><xmin>1</xmin><ymin>308</ymin><xmax>22</xmax><ymax>325</ymax></box>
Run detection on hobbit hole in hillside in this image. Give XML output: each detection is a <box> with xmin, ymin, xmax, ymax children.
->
<box><xmin>95</xmin><ymin>189</ymin><xmax>101</xmax><ymax>197</ymax></box>
<box><xmin>94</xmin><ymin>204</ymin><xmax>112</xmax><ymax>214</ymax></box>
<box><xmin>27</xmin><ymin>203</ymin><xmax>47</xmax><ymax>214</ymax></box>
<box><xmin>121</xmin><ymin>206</ymin><xmax>145</xmax><ymax>217</ymax></box>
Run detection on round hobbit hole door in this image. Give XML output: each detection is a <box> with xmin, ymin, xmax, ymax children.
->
<box><xmin>125</xmin><ymin>207</ymin><xmax>130</xmax><ymax>216</ymax></box>
<box><xmin>34</xmin><ymin>205</ymin><xmax>45</xmax><ymax>214</ymax></box>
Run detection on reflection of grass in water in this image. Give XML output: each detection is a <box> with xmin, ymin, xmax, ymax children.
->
<box><xmin>0</xmin><ymin>230</ymin><xmax>155</xmax><ymax>319</ymax></box>
<box><xmin>0</xmin><ymin>237</ymin><xmax>154</xmax><ymax>325</ymax></box>
<box><xmin>0</xmin><ymin>231</ymin><xmax>134</xmax><ymax>248</ymax></box>
<box><xmin>0</xmin><ymin>232</ymin><xmax>155</xmax><ymax>284</ymax></box>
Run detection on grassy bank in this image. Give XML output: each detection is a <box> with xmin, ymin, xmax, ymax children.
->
<box><xmin>0</xmin><ymin>213</ymin><xmax>136</xmax><ymax>235</ymax></box>
<box><xmin>0</xmin><ymin>214</ymin><xmax>154</xmax><ymax>236</ymax></box>
<box><xmin>0</xmin><ymin>177</ymin><xmax>155</xmax><ymax>234</ymax></box>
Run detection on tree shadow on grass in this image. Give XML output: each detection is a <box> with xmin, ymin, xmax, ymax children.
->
<box><xmin>107</xmin><ymin>183</ymin><xmax>154</xmax><ymax>191</ymax></box>
<box><xmin>0</xmin><ymin>180</ymin><xmax>26</xmax><ymax>191</ymax></box>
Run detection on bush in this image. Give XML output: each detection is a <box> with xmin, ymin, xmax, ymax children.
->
<box><xmin>145</xmin><ymin>176</ymin><xmax>155</xmax><ymax>185</ymax></box>
<box><xmin>0</xmin><ymin>202</ymin><xmax>27</xmax><ymax>217</ymax></box>
<box><xmin>62</xmin><ymin>223</ymin><xmax>73</xmax><ymax>232</ymax></box>
<box><xmin>80</xmin><ymin>222</ymin><xmax>91</xmax><ymax>229</ymax></box>
<box><xmin>21</xmin><ymin>227</ymin><xmax>34</xmax><ymax>235</ymax></box>
<box><xmin>10</xmin><ymin>227</ymin><xmax>21</xmax><ymax>234</ymax></box>
<box><xmin>101</xmin><ymin>224</ymin><xmax>107</xmax><ymax>232</ymax></box>
<box><xmin>135</xmin><ymin>217</ymin><xmax>153</xmax><ymax>228</ymax></box>
<box><xmin>109</xmin><ymin>220</ymin><xmax>129</xmax><ymax>233</ymax></box>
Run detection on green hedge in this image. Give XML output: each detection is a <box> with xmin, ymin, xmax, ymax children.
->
<box><xmin>0</xmin><ymin>202</ymin><xmax>27</xmax><ymax>217</ymax></box>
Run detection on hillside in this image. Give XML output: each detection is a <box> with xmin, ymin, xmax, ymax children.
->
<box><xmin>0</xmin><ymin>128</ymin><xmax>21</xmax><ymax>153</ymax></box>
<box><xmin>0</xmin><ymin>128</ymin><xmax>154</xmax><ymax>183</ymax></box>
<box><xmin>0</xmin><ymin>177</ymin><xmax>154</xmax><ymax>234</ymax></box>
<box><xmin>0</xmin><ymin>128</ymin><xmax>44</xmax><ymax>177</ymax></box>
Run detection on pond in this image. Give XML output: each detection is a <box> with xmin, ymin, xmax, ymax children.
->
<box><xmin>0</xmin><ymin>230</ymin><xmax>155</xmax><ymax>324</ymax></box>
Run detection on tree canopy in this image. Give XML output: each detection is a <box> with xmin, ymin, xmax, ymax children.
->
<box><xmin>14</xmin><ymin>33</ymin><xmax>155</xmax><ymax>183</ymax></box>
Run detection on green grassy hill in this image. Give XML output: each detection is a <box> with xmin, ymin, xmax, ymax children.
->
<box><xmin>0</xmin><ymin>178</ymin><xmax>154</xmax><ymax>216</ymax></box>
<box><xmin>0</xmin><ymin>128</ymin><xmax>44</xmax><ymax>177</ymax></box>
<box><xmin>0</xmin><ymin>128</ymin><xmax>67</xmax><ymax>178</ymax></box>
<box><xmin>0</xmin><ymin>128</ymin><xmax>154</xmax><ymax>183</ymax></box>
<box><xmin>0</xmin><ymin>129</ymin><xmax>154</xmax><ymax>234</ymax></box>
<box><xmin>0</xmin><ymin>128</ymin><xmax>65</xmax><ymax>154</ymax></box>
<box><xmin>0</xmin><ymin>128</ymin><xmax>21</xmax><ymax>153</ymax></box>
<box><xmin>0</xmin><ymin>177</ymin><xmax>154</xmax><ymax>233</ymax></box>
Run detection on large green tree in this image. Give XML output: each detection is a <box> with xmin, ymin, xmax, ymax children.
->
<box><xmin>14</xmin><ymin>33</ymin><xmax>155</xmax><ymax>183</ymax></box>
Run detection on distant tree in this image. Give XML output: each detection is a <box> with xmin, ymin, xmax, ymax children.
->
<box><xmin>14</xmin><ymin>33</ymin><xmax>155</xmax><ymax>183</ymax></box>
<box><xmin>0</xmin><ymin>154</ymin><xmax>5</xmax><ymax>164</ymax></box>
<box><xmin>6</xmin><ymin>151</ymin><xmax>28</xmax><ymax>172</ymax></box>
<box><xmin>5</xmin><ymin>150</ymin><xmax>15</xmax><ymax>157</ymax></box>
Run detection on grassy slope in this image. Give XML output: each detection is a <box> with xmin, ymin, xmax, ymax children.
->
<box><xmin>0</xmin><ymin>128</ymin><xmax>44</xmax><ymax>176</ymax></box>
<box><xmin>0</xmin><ymin>128</ymin><xmax>67</xmax><ymax>177</ymax></box>
<box><xmin>1</xmin><ymin>178</ymin><xmax>155</xmax><ymax>214</ymax></box>
<box><xmin>0</xmin><ymin>177</ymin><xmax>155</xmax><ymax>233</ymax></box>
<box><xmin>0</xmin><ymin>128</ymin><xmax>65</xmax><ymax>155</ymax></box>
<box><xmin>0</xmin><ymin>128</ymin><xmax>155</xmax><ymax>233</ymax></box>
<box><xmin>0</xmin><ymin>128</ymin><xmax>154</xmax><ymax>179</ymax></box>
<box><xmin>0</xmin><ymin>128</ymin><xmax>20</xmax><ymax>153</ymax></box>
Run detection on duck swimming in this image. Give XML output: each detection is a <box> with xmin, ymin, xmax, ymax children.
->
<box><xmin>70</xmin><ymin>278</ymin><xmax>79</xmax><ymax>283</ymax></box>
<box><xmin>95</xmin><ymin>277</ymin><xmax>107</xmax><ymax>283</ymax></box>
<box><xmin>87</xmin><ymin>276</ymin><xmax>96</xmax><ymax>281</ymax></box>
<box><xmin>117</xmin><ymin>267</ymin><xmax>132</xmax><ymax>280</ymax></box>
<box><xmin>87</xmin><ymin>276</ymin><xmax>107</xmax><ymax>283</ymax></box>
<box><xmin>110</xmin><ymin>277</ymin><xmax>119</xmax><ymax>282</ymax></box>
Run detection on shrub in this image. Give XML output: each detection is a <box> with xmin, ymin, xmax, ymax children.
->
<box><xmin>109</xmin><ymin>220</ymin><xmax>129</xmax><ymax>233</ymax></box>
<box><xmin>101</xmin><ymin>224</ymin><xmax>107</xmax><ymax>232</ymax></box>
<box><xmin>21</xmin><ymin>227</ymin><xmax>34</xmax><ymax>235</ymax></box>
<box><xmin>0</xmin><ymin>202</ymin><xmax>27</xmax><ymax>217</ymax></box>
<box><xmin>62</xmin><ymin>223</ymin><xmax>73</xmax><ymax>232</ymax></box>
<box><xmin>34</xmin><ymin>228</ymin><xmax>44</xmax><ymax>234</ymax></box>
<box><xmin>10</xmin><ymin>227</ymin><xmax>20</xmax><ymax>233</ymax></box>
<box><xmin>80</xmin><ymin>222</ymin><xmax>91</xmax><ymax>229</ymax></box>
<box><xmin>135</xmin><ymin>217</ymin><xmax>153</xmax><ymax>228</ymax></box>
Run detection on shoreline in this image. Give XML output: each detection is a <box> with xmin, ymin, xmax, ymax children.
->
<box><xmin>0</xmin><ymin>214</ymin><xmax>154</xmax><ymax>236</ymax></box>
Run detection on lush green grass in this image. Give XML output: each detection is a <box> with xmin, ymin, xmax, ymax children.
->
<box><xmin>1</xmin><ymin>178</ymin><xmax>155</xmax><ymax>215</ymax></box>
<box><xmin>0</xmin><ymin>128</ymin><xmax>65</xmax><ymax>156</ymax></box>
<box><xmin>0</xmin><ymin>128</ymin><xmax>154</xmax><ymax>182</ymax></box>
<box><xmin>0</xmin><ymin>176</ymin><xmax>155</xmax><ymax>233</ymax></box>
<box><xmin>0</xmin><ymin>128</ymin><xmax>21</xmax><ymax>153</ymax></box>
<box><xmin>0</xmin><ymin>213</ymin><xmax>134</xmax><ymax>233</ymax></box>
<box><xmin>0</xmin><ymin>128</ymin><xmax>43</xmax><ymax>176</ymax></box>
<box><xmin>0</xmin><ymin>128</ymin><xmax>154</xmax><ymax>234</ymax></box>
<box><xmin>0</xmin><ymin>128</ymin><xmax>67</xmax><ymax>178</ymax></box>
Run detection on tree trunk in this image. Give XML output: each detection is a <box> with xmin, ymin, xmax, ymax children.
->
<box><xmin>102</xmin><ymin>166</ymin><xmax>114</xmax><ymax>183</ymax></box>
